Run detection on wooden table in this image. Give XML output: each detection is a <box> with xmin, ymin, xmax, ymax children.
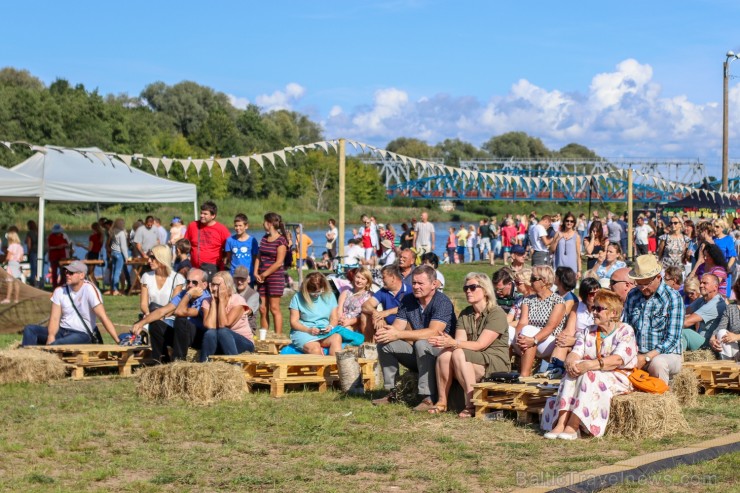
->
<box><xmin>125</xmin><ymin>258</ymin><xmax>148</xmax><ymax>294</ymax></box>
<box><xmin>27</xmin><ymin>344</ymin><xmax>152</xmax><ymax>380</ymax></box>
<box><xmin>683</xmin><ymin>360</ymin><xmax>739</xmax><ymax>395</ymax></box>
<box><xmin>253</xmin><ymin>337</ymin><xmax>292</xmax><ymax>355</ymax></box>
<box><xmin>211</xmin><ymin>354</ymin><xmax>377</xmax><ymax>397</ymax></box>
<box><xmin>472</xmin><ymin>377</ymin><xmax>560</xmax><ymax>423</ymax></box>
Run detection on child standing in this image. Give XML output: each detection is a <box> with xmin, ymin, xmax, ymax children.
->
<box><xmin>2</xmin><ymin>231</ymin><xmax>24</xmax><ymax>304</ymax></box>
<box><xmin>173</xmin><ymin>238</ymin><xmax>192</xmax><ymax>278</ymax></box>
<box><xmin>224</xmin><ymin>214</ymin><xmax>259</xmax><ymax>282</ymax></box>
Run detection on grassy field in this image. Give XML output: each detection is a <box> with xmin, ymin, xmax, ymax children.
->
<box><xmin>1</xmin><ymin>263</ymin><xmax>738</xmax><ymax>492</ymax></box>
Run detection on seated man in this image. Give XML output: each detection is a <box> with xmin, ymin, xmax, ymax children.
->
<box><xmin>398</xmin><ymin>249</ymin><xmax>417</xmax><ymax>289</ymax></box>
<box><xmin>344</xmin><ymin>238</ymin><xmax>364</xmax><ymax>266</ymax></box>
<box><xmin>491</xmin><ymin>267</ymin><xmax>521</xmax><ymax>314</ymax></box>
<box><xmin>372</xmin><ymin>265</ymin><xmax>456</xmax><ymax>411</ymax></box>
<box><xmin>623</xmin><ymin>255</ymin><xmax>683</xmax><ymax>383</ymax></box>
<box><xmin>361</xmin><ymin>264</ymin><xmax>411</xmax><ymax>340</ymax></box>
<box><xmin>682</xmin><ymin>274</ymin><xmax>725</xmax><ymax>351</ymax></box>
<box><xmin>22</xmin><ymin>260</ymin><xmax>120</xmax><ymax>346</ymax></box>
<box><xmin>132</xmin><ymin>268</ymin><xmax>211</xmax><ymax>362</ymax></box>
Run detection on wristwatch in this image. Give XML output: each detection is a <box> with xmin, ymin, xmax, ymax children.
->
<box><xmin>644</xmin><ymin>355</ymin><xmax>652</xmax><ymax>363</ymax></box>
<box><xmin>532</xmin><ymin>336</ymin><xmax>539</xmax><ymax>346</ymax></box>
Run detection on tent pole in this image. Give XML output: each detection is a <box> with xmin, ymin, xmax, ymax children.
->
<box><xmin>627</xmin><ymin>169</ymin><xmax>634</xmax><ymax>262</ymax></box>
<box><xmin>193</xmin><ymin>200</ymin><xmax>198</xmax><ymax>221</ymax></box>
<box><xmin>37</xmin><ymin>197</ymin><xmax>45</xmax><ymax>286</ymax></box>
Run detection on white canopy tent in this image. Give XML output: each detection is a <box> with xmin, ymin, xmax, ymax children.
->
<box><xmin>0</xmin><ymin>166</ymin><xmax>42</xmax><ymax>199</ymax></box>
<box><xmin>10</xmin><ymin>146</ymin><xmax>198</xmax><ymax>282</ymax></box>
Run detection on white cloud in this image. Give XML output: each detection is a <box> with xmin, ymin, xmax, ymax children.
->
<box><xmin>227</xmin><ymin>94</ymin><xmax>250</xmax><ymax>110</ymax></box>
<box><xmin>329</xmin><ymin>105</ymin><xmax>343</xmax><ymax>117</ymax></box>
<box><xmin>322</xmin><ymin>58</ymin><xmax>735</xmax><ymax>169</ymax></box>
<box><xmin>256</xmin><ymin>82</ymin><xmax>306</xmax><ymax>111</ymax></box>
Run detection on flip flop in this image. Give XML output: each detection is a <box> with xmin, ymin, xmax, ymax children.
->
<box><xmin>427</xmin><ymin>404</ymin><xmax>447</xmax><ymax>414</ymax></box>
<box><xmin>458</xmin><ymin>406</ymin><xmax>475</xmax><ymax>419</ymax></box>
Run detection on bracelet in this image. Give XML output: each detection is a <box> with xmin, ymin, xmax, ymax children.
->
<box><xmin>598</xmin><ymin>359</ymin><xmax>604</xmax><ymax>370</ymax></box>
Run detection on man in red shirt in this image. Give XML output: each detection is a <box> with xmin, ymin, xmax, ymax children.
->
<box><xmin>184</xmin><ymin>201</ymin><xmax>231</xmax><ymax>279</ymax></box>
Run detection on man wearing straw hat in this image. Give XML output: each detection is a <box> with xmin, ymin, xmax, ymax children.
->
<box><xmin>623</xmin><ymin>255</ymin><xmax>684</xmax><ymax>383</ymax></box>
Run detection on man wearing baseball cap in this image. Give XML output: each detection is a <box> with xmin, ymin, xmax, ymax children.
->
<box><xmin>22</xmin><ymin>260</ymin><xmax>120</xmax><ymax>346</ymax></box>
<box><xmin>622</xmin><ymin>255</ymin><xmax>683</xmax><ymax>382</ymax></box>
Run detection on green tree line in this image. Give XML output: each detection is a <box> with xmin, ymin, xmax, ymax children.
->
<box><xmin>0</xmin><ymin>67</ymin><xmax>600</xmax><ymax>212</ymax></box>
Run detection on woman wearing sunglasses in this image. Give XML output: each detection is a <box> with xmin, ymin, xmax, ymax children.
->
<box><xmin>200</xmin><ymin>271</ymin><xmax>255</xmax><ymax>362</ymax></box>
<box><xmin>541</xmin><ymin>289</ymin><xmax>638</xmax><ymax>439</ymax></box>
<box><xmin>657</xmin><ymin>216</ymin><xmax>690</xmax><ymax>270</ymax></box>
<box><xmin>512</xmin><ymin>265</ymin><xmax>566</xmax><ymax>377</ymax></box>
<box><xmin>551</xmin><ymin>212</ymin><xmax>581</xmax><ymax>275</ymax></box>
<box><xmin>429</xmin><ymin>273</ymin><xmax>509</xmax><ymax>417</ymax></box>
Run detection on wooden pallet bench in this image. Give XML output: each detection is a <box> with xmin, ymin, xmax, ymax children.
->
<box><xmin>683</xmin><ymin>360</ymin><xmax>740</xmax><ymax>395</ymax></box>
<box><xmin>253</xmin><ymin>337</ymin><xmax>292</xmax><ymax>355</ymax></box>
<box><xmin>472</xmin><ymin>377</ymin><xmax>560</xmax><ymax>423</ymax></box>
<box><xmin>211</xmin><ymin>354</ymin><xmax>376</xmax><ymax>397</ymax></box>
<box><xmin>27</xmin><ymin>344</ymin><xmax>152</xmax><ymax>380</ymax></box>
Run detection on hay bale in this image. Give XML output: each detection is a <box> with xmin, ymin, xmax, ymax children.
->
<box><xmin>606</xmin><ymin>392</ymin><xmax>689</xmax><ymax>439</ymax></box>
<box><xmin>395</xmin><ymin>371</ymin><xmax>419</xmax><ymax>405</ymax></box>
<box><xmin>684</xmin><ymin>349</ymin><xmax>717</xmax><ymax>362</ymax></box>
<box><xmin>0</xmin><ymin>349</ymin><xmax>67</xmax><ymax>384</ymax></box>
<box><xmin>671</xmin><ymin>368</ymin><xmax>699</xmax><ymax>407</ymax></box>
<box><xmin>136</xmin><ymin>362</ymin><xmax>247</xmax><ymax>405</ymax></box>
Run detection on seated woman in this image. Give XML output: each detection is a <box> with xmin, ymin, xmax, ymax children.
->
<box><xmin>507</xmin><ymin>268</ymin><xmax>533</xmax><ymax>327</ymax></box>
<box><xmin>289</xmin><ymin>272</ymin><xmax>343</xmax><ymax>355</ymax></box>
<box><xmin>541</xmin><ymin>289</ymin><xmax>638</xmax><ymax>439</ymax></box>
<box><xmin>337</xmin><ymin>267</ymin><xmax>373</xmax><ymax>333</ymax></box>
<box><xmin>429</xmin><ymin>273</ymin><xmax>510</xmax><ymax>417</ymax></box>
<box><xmin>710</xmin><ymin>280</ymin><xmax>740</xmax><ymax>360</ymax></box>
<box><xmin>694</xmin><ymin>244</ymin><xmax>728</xmax><ymax>295</ymax></box>
<box><xmin>200</xmin><ymin>271</ymin><xmax>255</xmax><ymax>361</ymax></box>
<box><xmin>592</xmin><ymin>243</ymin><xmax>626</xmax><ymax>281</ymax></box>
<box><xmin>546</xmin><ymin>277</ymin><xmax>601</xmax><ymax>379</ymax></box>
<box><xmin>139</xmin><ymin>245</ymin><xmax>184</xmax><ymax>324</ymax></box>
<box><xmin>683</xmin><ymin>275</ymin><xmax>701</xmax><ymax>307</ymax></box>
<box><xmin>512</xmin><ymin>265</ymin><xmax>566</xmax><ymax>377</ymax></box>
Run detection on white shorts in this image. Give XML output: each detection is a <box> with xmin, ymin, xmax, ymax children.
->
<box><xmin>508</xmin><ymin>324</ymin><xmax>557</xmax><ymax>358</ymax></box>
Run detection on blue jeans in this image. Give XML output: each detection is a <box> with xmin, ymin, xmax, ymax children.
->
<box><xmin>110</xmin><ymin>251</ymin><xmax>128</xmax><ymax>291</ymax></box>
<box><xmin>199</xmin><ymin>328</ymin><xmax>255</xmax><ymax>362</ymax></box>
<box><xmin>22</xmin><ymin>325</ymin><xmax>92</xmax><ymax>346</ymax></box>
<box><xmin>28</xmin><ymin>251</ymin><xmax>38</xmax><ymax>285</ymax></box>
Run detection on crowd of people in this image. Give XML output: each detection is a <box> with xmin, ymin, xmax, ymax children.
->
<box><xmin>10</xmin><ymin>204</ymin><xmax>740</xmax><ymax>440</ymax></box>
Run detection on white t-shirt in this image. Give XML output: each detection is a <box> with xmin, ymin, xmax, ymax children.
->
<box><xmin>414</xmin><ymin>221</ymin><xmax>435</xmax><ymax>247</ymax></box>
<box><xmin>141</xmin><ymin>271</ymin><xmax>185</xmax><ymax>307</ymax></box>
<box><xmin>345</xmin><ymin>244</ymin><xmax>364</xmax><ymax>265</ymax></box>
<box><xmin>635</xmin><ymin>225</ymin><xmax>653</xmax><ymax>245</ymax></box>
<box><xmin>51</xmin><ymin>282</ymin><xmax>103</xmax><ymax>334</ymax></box>
<box><xmin>530</xmin><ymin>224</ymin><xmax>549</xmax><ymax>252</ymax></box>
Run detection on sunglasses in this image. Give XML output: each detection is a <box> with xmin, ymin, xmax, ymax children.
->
<box><xmin>592</xmin><ymin>305</ymin><xmax>608</xmax><ymax>313</ymax></box>
<box><xmin>64</xmin><ymin>270</ymin><xmax>78</xmax><ymax>275</ymax></box>
<box><xmin>671</xmin><ymin>222</ymin><xmax>681</xmax><ymax>225</ymax></box>
<box><xmin>530</xmin><ymin>276</ymin><xmax>542</xmax><ymax>284</ymax></box>
<box><xmin>610</xmin><ymin>279</ymin><xmax>631</xmax><ymax>287</ymax></box>
<box><xmin>186</xmin><ymin>279</ymin><xmax>200</xmax><ymax>285</ymax></box>
<box><xmin>462</xmin><ymin>284</ymin><xmax>481</xmax><ymax>293</ymax></box>
<box><xmin>564</xmin><ymin>219</ymin><xmax>575</xmax><ymax>223</ymax></box>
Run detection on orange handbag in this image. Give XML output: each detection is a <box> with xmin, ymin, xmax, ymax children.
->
<box><xmin>595</xmin><ymin>327</ymin><xmax>669</xmax><ymax>394</ymax></box>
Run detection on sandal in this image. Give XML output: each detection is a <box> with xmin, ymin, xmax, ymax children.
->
<box><xmin>458</xmin><ymin>406</ymin><xmax>475</xmax><ymax>419</ymax></box>
<box><xmin>428</xmin><ymin>404</ymin><xmax>447</xmax><ymax>414</ymax></box>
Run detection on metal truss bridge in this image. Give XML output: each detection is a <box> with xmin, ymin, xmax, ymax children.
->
<box><xmin>359</xmin><ymin>156</ymin><xmax>740</xmax><ymax>203</ymax></box>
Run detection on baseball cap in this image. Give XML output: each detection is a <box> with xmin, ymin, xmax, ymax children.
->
<box><xmin>64</xmin><ymin>260</ymin><xmax>87</xmax><ymax>273</ymax></box>
<box><xmin>511</xmin><ymin>245</ymin><xmax>526</xmax><ymax>255</ymax></box>
<box><xmin>233</xmin><ymin>266</ymin><xmax>249</xmax><ymax>280</ymax></box>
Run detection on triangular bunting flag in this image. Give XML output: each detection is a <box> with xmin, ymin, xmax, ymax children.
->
<box><xmin>251</xmin><ymin>154</ymin><xmax>264</xmax><ymax>168</ymax></box>
<box><xmin>348</xmin><ymin>140</ymin><xmax>359</xmax><ymax>151</ymax></box>
<box><xmin>273</xmin><ymin>149</ymin><xmax>287</xmax><ymax>165</ymax></box>
<box><xmin>148</xmin><ymin>157</ymin><xmax>160</xmax><ymax>173</ymax></box>
<box><xmin>327</xmin><ymin>140</ymin><xmax>338</xmax><ymax>153</ymax></box>
<box><xmin>316</xmin><ymin>141</ymin><xmax>329</xmax><ymax>153</ymax></box>
<box><xmin>161</xmin><ymin>158</ymin><xmax>173</xmax><ymax>174</ymax></box>
<box><xmin>264</xmin><ymin>153</ymin><xmax>276</xmax><ymax>168</ymax></box>
<box><xmin>118</xmin><ymin>155</ymin><xmax>133</xmax><ymax>166</ymax></box>
<box><xmin>191</xmin><ymin>159</ymin><xmax>204</xmax><ymax>175</ymax></box>
<box><xmin>215</xmin><ymin>158</ymin><xmax>229</xmax><ymax>174</ymax></box>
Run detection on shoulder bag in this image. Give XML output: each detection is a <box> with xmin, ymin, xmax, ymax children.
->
<box><xmin>65</xmin><ymin>285</ymin><xmax>104</xmax><ymax>344</ymax></box>
<box><xmin>595</xmin><ymin>327</ymin><xmax>668</xmax><ymax>394</ymax></box>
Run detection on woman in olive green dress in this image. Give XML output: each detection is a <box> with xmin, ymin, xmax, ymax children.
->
<box><xmin>429</xmin><ymin>272</ymin><xmax>510</xmax><ymax>418</ymax></box>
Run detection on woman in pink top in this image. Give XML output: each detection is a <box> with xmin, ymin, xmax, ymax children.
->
<box><xmin>2</xmin><ymin>231</ymin><xmax>24</xmax><ymax>304</ymax></box>
<box><xmin>200</xmin><ymin>271</ymin><xmax>255</xmax><ymax>362</ymax></box>
<box><xmin>501</xmin><ymin>218</ymin><xmax>518</xmax><ymax>266</ymax></box>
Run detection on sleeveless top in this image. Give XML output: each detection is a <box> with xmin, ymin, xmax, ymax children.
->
<box><xmin>554</xmin><ymin>233</ymin><xmax>579</xmax><ymax>273</ymax></box>
<box><xmin>341</xmin><ymin>290</ymin><xmax>372</xmax><ymax>320</ymax></box>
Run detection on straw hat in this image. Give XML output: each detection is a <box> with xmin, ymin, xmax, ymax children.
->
<box><xmin>628</xmin><ymin>255</ymin><xmax>662</xmax><ymax>280</ymax></box>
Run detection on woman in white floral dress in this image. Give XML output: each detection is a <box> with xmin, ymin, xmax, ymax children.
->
<box><xmin>540</xmin><ymin>289</ymin><xmax>638</xmax><ymax>439</ymax></box>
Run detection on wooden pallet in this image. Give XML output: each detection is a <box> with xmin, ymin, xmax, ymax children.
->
<box><xmin>211</xmin><ymin>354</ymin><xmax>376</xmax><ymax>397</ymax></box>
<box><xmin>472</xmin><ymin>377</ymin><xmax>560</xmax><ymax>423</ymax></box>
<box><xmin>253</xmin><ymin>337</ymin><xmax>292</xmax><ymax>355</ymax></box>
<box><xmin>682</xmin><ymin>360</ymin><xmax>740</xmax><ymax>395</ymax></box>
<box><xmin>27</xmin><ymin>344</ymin><xmax>152</xmax><ymax>380</ymax></box>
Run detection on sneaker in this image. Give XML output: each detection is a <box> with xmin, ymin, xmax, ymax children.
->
<box><xmin>371</xmin><ymin>388</ymin><xmax>398</xmax><ymax>406</ymax></box>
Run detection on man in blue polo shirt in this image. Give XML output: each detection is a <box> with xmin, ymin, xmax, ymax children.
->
<box><xmin>132</xmin><ymin>268</ymin><xmax>211</xmax><ymax>363</ymax></box>
<box><xmin>361</xmin><ymin>264</ymin><xmax>410</xmax><ymax>340</ymax></box>
<box><xmin>372</xmin><ymin>265</ymin><xmax>456</xmax><ymax>411</ymax></box>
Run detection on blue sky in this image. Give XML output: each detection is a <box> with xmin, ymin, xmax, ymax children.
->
<box><xmin>4</xmin><ymin>1</ymin><xmax>740</xmax><ymax>175</ymax></box>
